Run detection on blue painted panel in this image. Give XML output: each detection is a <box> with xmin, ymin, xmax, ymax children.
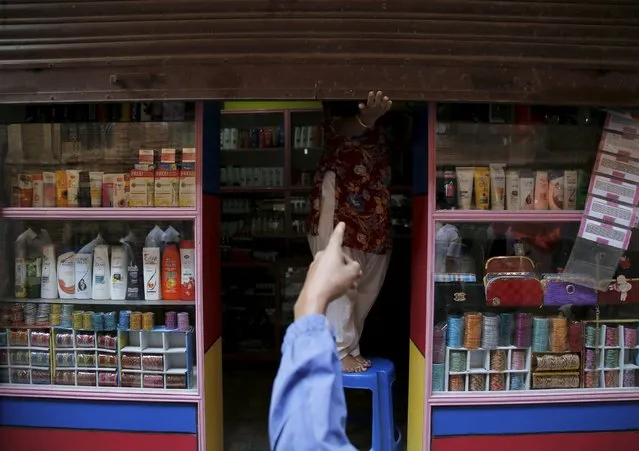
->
<box><xmin>202</xmin><ymin>101</ymin><xmax>221</xmax><ymax>195</ymax></box>
<box><xmin>411</xmin><ymin>108</ymin><xmax>428</xmax><ymax>195</ymax></box>
<box><xmin>432</xmin><ymin>402</ymin><xmax>639</xmax><ymax>436</ymax></box>
<box><xmin>0</xmin><ymin>397</ymin><xmax>197</xmax><ymax>433</ymax></box>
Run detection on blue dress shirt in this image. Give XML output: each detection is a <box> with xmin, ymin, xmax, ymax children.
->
<box><xmin>269</xmin><ymin>314</ymin><xmax>356</xmax><ymax>450</ymax></box>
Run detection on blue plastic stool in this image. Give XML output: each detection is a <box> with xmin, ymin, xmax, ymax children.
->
<box><xmin>342</xmin><ymin>357</ymin><xmax>403</xmax><ymax>451</ymax></box>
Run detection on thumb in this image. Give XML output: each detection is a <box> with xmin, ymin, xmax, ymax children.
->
<box><xmin>327</xmin><ymin>222</ymin><xmax>346</xmax><ymax>250</ymax></box>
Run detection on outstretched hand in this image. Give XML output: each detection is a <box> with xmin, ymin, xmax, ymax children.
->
<box><xmin>295</xmin><ymin>223</ymin><xmax>362</xmax><ymax>319</ymax></box>
<box><xmin>358</xmin><ymin>91</ymin><xmax>392</xmax><ymax>127</ymax></box>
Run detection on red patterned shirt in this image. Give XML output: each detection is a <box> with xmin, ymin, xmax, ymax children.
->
<box><xmin>307</xmin><ymin>113</ymin><xmax>391</xmax><ymax>254</ymax></box>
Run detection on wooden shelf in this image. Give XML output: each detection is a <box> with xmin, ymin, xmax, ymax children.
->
<box><xmin>433</xmin><ymin>210</ymin><xmax>583</xmax><ymax>223</ymax></box>
<box><xmin>1</xmin><ymin>207</ymin><xmax>197</xmax><ymax>220</ymax></box>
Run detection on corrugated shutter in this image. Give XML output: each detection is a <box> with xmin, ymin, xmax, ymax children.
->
<box><xmin>1</xmin><ymin>0</ymin><xmax>639</xmax><ymax>104</ymax></box>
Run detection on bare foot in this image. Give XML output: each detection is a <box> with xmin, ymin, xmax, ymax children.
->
<box><xmin>353</xmin><ymin>355</ymin><xmax>372</xmax><ymax>368</ymax></box>
<box><xmin>342</xmin><ymin>354</ymin><xmax>367</xmax><ymax>372</ymax></box>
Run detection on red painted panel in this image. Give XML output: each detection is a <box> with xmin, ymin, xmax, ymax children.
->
<box><xmin>409</xmin><ymin>195</ymin><xmax>428</xmax><ymax>355</ymax></box>
<box><xmin>203</xmin><ymin>194</ymin><xmax>222</xmax><ymax>352</ymax></box>
<box><xmin>432</xmin><ymin>431</ymin><xmax>639</xmax><ymax>451</ymax></box>
<box><xmin>0</xmin><ymin>427</ymin><xmax>197</xmax><ymax>451</ymax></box>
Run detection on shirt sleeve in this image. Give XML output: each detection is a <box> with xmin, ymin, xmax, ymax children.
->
<box><xmin>269</xmin><ymin>314</ymin><xmax>356</xmax><ymax>451</ymax></box>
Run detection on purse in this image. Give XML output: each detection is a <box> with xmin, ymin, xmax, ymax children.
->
<box><xmin>597</xmin><ymin>276</ymin><xmax>639</xmax><ymax>304</ymax></box>
<box><xmin>541</xmin><ymin>274</ymin><xmax>597</xmax><ymax>306</ymax></box>
<box><xmin>484</xmin><ymin>272</ymin><xmax>544</xmax><ymax>307</ymax></box>
<box><xmin>485</xmin><ymin>256</ymin><xmax>535</xmax><ymax>274</ymax></box>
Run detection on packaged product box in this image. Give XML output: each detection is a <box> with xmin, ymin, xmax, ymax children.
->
<box><xmin>178</xmin><ymin>169</ymin><xmax>196</xmax><ymax>207</ymax></box>
<box><xmin>113</xmin><ymin>173</ymin><xmax>128</xmax><ymax>208</ymax></box>
<box><xmin>43</xmin><ymin>172</ymin><xmax>55</xmax><ymax>207</ymax></box>
<box><xmin>130</xmin><ymin>169</ymin><xmax>155</xmax><ymax>207</ymax></box>
<box><xmin>159</xmin><ymin>148</ymin><xmax>177</xmax><ymax>170</ymax></box>
<box><xmin>154</xmin><ymin>170</ymin><xmax>178</xmax><ymax>207</ymax></box>
<box><xmin>139</xmin><ymin>149</ymin><xmax>155</xmax><ymax>167</ymax></box>
<box><xmin>180</xmin><ymin>147</ymin><xmax>196</xmax><ymax>170</ymax></box>
<box><xmin>55</xmin><ymin>170</ymin><xmax>68</xmax><ymax>207</ymax></box>
<box><xmin>32</xmin><ymin>173</ymin><xmax>44</xmax><ymax>207</ymax></box>
<box><xmin>18</xmin><ymin>174</ymin><xmax>33</xmax><ymax>207</ymax></box>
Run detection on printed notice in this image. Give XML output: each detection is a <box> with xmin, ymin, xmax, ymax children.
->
<box><xmin>599</xmin><ymin>131</ymin><xmax>639</xmax><ymax>160</ymax></box>
<box><xmin>578</xmin><ymin>218</ymin><xmax>632</xmax><ymax>250</ymax></box>
<box><xmin>585</xmin><ymin>197</ymin><xmax>637</xmax><ymax>228</ymax></box>
<box><xmin>594</xmin><ymin>152</ymin><xmax>639</xmax><ymax>185</ymax></box>
<box><xmin>605</xmin><ymin>112</ymin><xmax>639</xmax><ymax>137</ymax></box>
<box><xmin>589</xmin><ymin>174</ymin><xmax>639</xmax><ymax>206</ymax></box>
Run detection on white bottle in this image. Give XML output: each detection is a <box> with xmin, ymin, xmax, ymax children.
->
<box><xmin>143</xmin><ymin>247</ymin><xmax>161</xmax><ymax>300</ymax></box>
<box><xmin>92</xmin><ymin>245</ymin><xmax>111</xmax><ymax>300</ymax></box>
<box><xmin>74</xmin><ymin>253</ymin><xmax>93</xmax><ymax>299</ymax></box>
<box><xmin>41</xmin><ymin>244</ymin><xmax>58</xmax><ymax>299</ymax></box>
<box><xmin>110</xmin><ymin>245</ymin><xmax>129</xmax><ymax>300</ymax></box>
<box><xmin>57</xmin><ymin>252</ymin><xmax>76</xmax><ymax>299</ymax></box>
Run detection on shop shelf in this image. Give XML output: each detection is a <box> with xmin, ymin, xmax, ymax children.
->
<box><xmin>433</xmin><ymin>210</ymin><xmax>584</xmax><ymax>223</ymax></box>
<box><xmin>1</xmin><ymin>207</ymin><xmax>197</xmax><ymax>220</ymax></box>
<box><xmin>0</xmin><ymin>385</ymin><xmax>200</xmax><ymax>402</ymax></box>
<box><xmin>0</xmin><ymin>298</ymin><xmax>196</xmax><ymax>306</ymax></box>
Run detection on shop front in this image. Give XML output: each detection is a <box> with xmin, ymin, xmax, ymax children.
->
<box><xmin>1</xmin><ymin>1</ymin><xmax>639</xmax><ymax>451</ymax></box>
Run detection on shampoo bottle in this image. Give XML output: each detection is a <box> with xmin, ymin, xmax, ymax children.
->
<box><xmin>57</xmin><ymin>251</ymin><xmax>76</xmax><ymax>299</ymax></box>
<box><xmin>92</xmin><ymin>244</ymin><xmax>111</xmax><ymax>300</ymax></box>
<box><xmin>15</xmin><ymin>229</ymin><xmax>37</xmax><ymax>299</ymax></box>
<box><xmin>40</xmin><ymin>230</ymin><xmax>58</xmax><ymax>299</ymax></box>
<box><xmin>75</xmin><ymin>233</ymin><xmax>105</xmax><ymax>299</ymax></box>
<box><xmin>110</xmin><ymin>245</ymin><xmax>128</xmax><ymax>300</ymax></box>
<box><xmin>143</xmin><ymin>226</ymin><xmax>164</xmax><ymax>301</ymax></box>
<box><xmin>161</xmin><ymin>226</ymin><xmax>181</xmax><ymax>301</ymax></box>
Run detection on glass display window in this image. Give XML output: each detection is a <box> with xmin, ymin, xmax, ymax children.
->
<box><xmin>430</xmin><ymin>104</ymin><xmax>639</xmax><ymax>396</ymax></box>
<box><xmin>0</xmin><ymin>102</ymin><xmax>199</xmax><ymax>394</ymax></box>
<box><xmin>435</xmin><ymin>104</ymin><xmax>604</xmax><ymax>212</ymax></box>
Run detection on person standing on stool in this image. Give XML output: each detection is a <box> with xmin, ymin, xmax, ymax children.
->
<box><xmin>308</xmin><ymin>91</ymin><xmax>393</xmax><ymax>372</ymax></box>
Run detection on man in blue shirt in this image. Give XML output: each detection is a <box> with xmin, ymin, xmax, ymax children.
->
<box><xmin>269</xmin><ymin>222</ymin><xmax>363</xmax><ymax>450</ymax></box>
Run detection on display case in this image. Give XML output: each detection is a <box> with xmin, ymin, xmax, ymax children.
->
<box><xmin>0</xmin><ymin>102</ymin><xmax>201</xmax><ymax>397</ymax></box>
<box><xmin>429</xmin><ymin>104</ymin><xmax>639</xmax><ymax>397</ymax></box>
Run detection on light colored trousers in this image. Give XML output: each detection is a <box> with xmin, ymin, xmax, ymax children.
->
<box><xmin>308</xmin><ymin>172</ymin><xmax>390</xmax><ymax>359</ymax></box>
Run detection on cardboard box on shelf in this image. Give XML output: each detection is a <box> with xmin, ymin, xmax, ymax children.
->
<box><xmin>130</xmin><ymin>169</ymin><xmax>155</xmax><ymax>207</ymax></box>
<box><xmin>179</xmin><ymin>169</ymin><xmax>196</xmax><ymax>207</ymax></box>
<box><xmin>154</xmin><ymin>170</ymin><xmax>179</xmax><ymax>207</ymax></box>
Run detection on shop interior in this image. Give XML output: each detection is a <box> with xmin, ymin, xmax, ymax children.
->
<box><xmin>219</xmin><ymin>102</ymin><xmax>416</xmax><ymax>449</ymax></box>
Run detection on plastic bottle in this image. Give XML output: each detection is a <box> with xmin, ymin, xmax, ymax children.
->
<box><xmin>143</xmin><ymin>226</ymin><xmax>164</xmax><ymax>301</ymax></box>
<box><xmin>180</xmin><ymin>239</ymin><xmax>195</xmax><ymax>301</ymax></box>
<box><xmin>26</xmin><ymin>232</ymin><xmax>42</xmax><ymax>298</ymax></box>
<box><xmin>15</xmin><ymin>229</ymin><xmax>37</xmax><ymax>299</ymax></box>
<box><xmin>110</xmin><ymin>245</ymin><xmax>128</xmax><ymax>300</ymax></box>
<box><xmin>40</xmin><ymin>230</ymin><xmax>57</xmax><ymax>299</ymax></box>
<box><xmin>92</xmin><ymin>244</ymin><xmax>111</xmax><ymax>300</ymax></box>
<box><xmin>75</xmin><ymin>233</ymin><xmax>105</xmax><ymax>299</ymax></box>
<box><xmin>161</xmin><ymin>226</ymin><xmax>181</xmax><ymax>300</ymax></box>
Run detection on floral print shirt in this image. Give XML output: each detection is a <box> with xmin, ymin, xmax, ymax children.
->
<box><xmin>307</xmin><ymin>112</ymin><xmax>391</xmax><ymax>254</ymax></box>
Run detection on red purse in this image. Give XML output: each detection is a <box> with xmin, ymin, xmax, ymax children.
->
<box><xmin>597</xmin><ymin>276</ymin><xmax>639</xmax><ymax>304</ymax></box>
<box><xmin>484</xmin><ymin>273</ymin><xmax>544</xmax><ymax>307</ymax></box>
<box><xmin>485</xmin><ymin>256</ymin><xmax>535</xmax><ymax>273</ymax></box>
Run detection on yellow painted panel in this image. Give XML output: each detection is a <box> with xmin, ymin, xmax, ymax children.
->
<box><xmin>407</xmin><ymin>341</ymin><xmax>425</xmax><ymax>451</ymax></box>
<box><xmin>223</xmin><ymin>101</ymin><xmax>321</xmax><ymax>111</ymax></box>
<box><xmin>204</xmin><ymin>339</ymin><xmax>223</xmax><ymax>451</ymax></box>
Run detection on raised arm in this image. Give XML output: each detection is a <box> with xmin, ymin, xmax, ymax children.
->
<box><xmin>269</xmin><ymin>223</ymin><xmax>362</xmax><ymax>451</ymax></box>
<box><xmin>329</xmin><ymin>91</ymin><xmax>392</xmax><ymax>138</ymax></box>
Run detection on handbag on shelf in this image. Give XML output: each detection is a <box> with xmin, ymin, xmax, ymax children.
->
<box><xmin>597</xmin><ymin>276</ymin><xmax>639</xmax><ymax>304</ymax></box>
<box><xmin>483</xmin><ymin>272</ymin><xmax>544</xmax><ymax>307</ymax></box>
<box><xmin>485</xmin><ymin>256</ymin><xmax>535</xmax><ymax>274</ymax></box>
<box><xmin>541</xmin><ymin>274</ymin><xmax>597</xmax><ymax>306</ymax></box>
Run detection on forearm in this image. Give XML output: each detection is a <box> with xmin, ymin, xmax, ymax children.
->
<box><xmin>333</xmin><ymin>116</ymin><xmax>371</xmax><ymax>138</ymax></box>
<box><xmin>269</xmin><ymin>314</ymin><xmax>355</xmax><ymax>451</ymax></box>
